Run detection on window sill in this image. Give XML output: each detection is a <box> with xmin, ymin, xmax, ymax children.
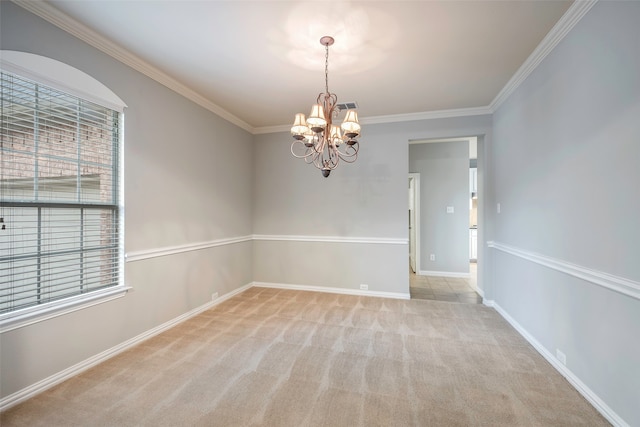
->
<box><xmin>0</xmin><ymin>286</ymin><xmax>131</xmax><ymax>333</ymax></box>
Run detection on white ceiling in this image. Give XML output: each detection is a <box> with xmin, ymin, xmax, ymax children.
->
<box><xmin>40</xmin><ymin>0</ymin><xmax>573</xmax><ymax>131</ymax></box>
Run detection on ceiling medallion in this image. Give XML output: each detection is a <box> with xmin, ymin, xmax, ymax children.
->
<box><xmin>290</xmin><ymin>36</ymin><xmax>361</xmax><ymax>178</ymax></box>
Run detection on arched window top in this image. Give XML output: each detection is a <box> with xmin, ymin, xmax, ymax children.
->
<box><xmin>0</xmin><ymin>50</ymin><xmax>126</xmax><ymax>112</ymax></box>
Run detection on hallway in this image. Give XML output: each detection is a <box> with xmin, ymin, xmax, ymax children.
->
<box><xmin>410</xmin><ymin>263</ymin><xmax>482</xmax><ymax>304</ymax></box>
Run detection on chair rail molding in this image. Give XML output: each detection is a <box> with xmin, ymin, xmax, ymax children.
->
<box><xmin>253</xmin><ymin>234</ymin><xmax>408</xmax><ymax>245</ymax></box>
<box><xmin>126</xmin><ymin>234</ymin><xmax>407</xmax><ymax>263</ymax></box>
<box><xmin>125</xmin><ymin>235</ymin><xmax>253</xmax><ymax>262</ymax></box>
<box><xmin>487</xmin><ymin>241</ymin><xmax>640</xmax><ymax>301</ymax></box>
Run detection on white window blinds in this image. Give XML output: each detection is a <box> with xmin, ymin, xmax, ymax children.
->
<box><xmin>0</xmin><ymin>71</ymin><xmax>121</xmax><ymax>315</ymax></box>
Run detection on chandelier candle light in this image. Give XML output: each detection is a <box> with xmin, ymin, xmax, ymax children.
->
<box><xmin>290</xmin><ymin>36</ymin><xmax>361</xmax><ymax>178</ymax></box>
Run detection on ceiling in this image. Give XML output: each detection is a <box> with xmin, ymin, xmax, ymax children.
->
<box><xmin>39</xmin><ymin>0</ymin><xmax>573</xmax><ymax>132</ymax></box>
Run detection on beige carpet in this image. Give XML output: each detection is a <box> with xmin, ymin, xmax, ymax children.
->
<box><xmin>1</xmin><ymin>287</ymin><xmax>609</xmax><ymax>426</ymax></box>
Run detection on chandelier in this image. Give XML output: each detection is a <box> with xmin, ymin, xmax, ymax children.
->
<box><xmin>290</xmin><ymin>36</ymin><xmax>361</xmax><ymax>178</ymax></box>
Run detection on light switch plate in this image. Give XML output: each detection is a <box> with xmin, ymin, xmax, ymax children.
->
<box><xmin>446</xmin><ymin>206</ymin><xmax>454</xmax><ymax>213</ymax></box>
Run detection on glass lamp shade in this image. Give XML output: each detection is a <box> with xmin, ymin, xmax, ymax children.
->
<box><xmin>291</xmin><ymin>113</ymin><xmax>309</xmax><ymax>140</ymax></box>
<box><xmin>340</xmin><ymin>110</ymin><xmax>361</xmax><ymax>138</ymax></box>
<box><xmin>306</xmin><ymin>104</ymin><xmax>327</xmax><ymax>131</ymax></box>
<box><xmin>303</xmin><ymin>129</ymin><xmax>315</xmax><ymax>147</ymax></box>
<box><xmin>330</xmin><ymin>125</ymin><xmax>342</xmax><ymax>146</ymax></box>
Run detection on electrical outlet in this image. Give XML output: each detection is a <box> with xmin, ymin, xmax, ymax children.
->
<box><xmin>556</xmin><ymin>349</ymin><xmax>566</xmax><ymax>365</ymax></box>
<box><xmin>211</xmin><ymin>292</ymin><xmax>219</xmax><ymax>301</ymax></box>
<box><xmin>430</xmin><ymin>254</ymin><xmax>436</xmax><ymax>261</ymax></box>
<box><xmin>446</xmin><ymin>206</ymin><xmax>454</xmax><ymax>213</ymax></box>
<box><xmin>360</xmin><ymin>284</ymin><xmax>368</xmax><ymax>290</ymax></box>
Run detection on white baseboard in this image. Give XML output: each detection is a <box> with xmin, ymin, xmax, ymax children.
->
<box><xmin>470</xmin><ymin>282</ymin><xmax>484</xmax><ymax>298</ymax></box>
<box><xmin>490</xmin><ymin>301</ymin><xmax>629</xmax><ymax>427</ymax></box>
<box><xmin>0</xmin><ymin>282</ymin><xmax>253</xmax><ymax>412</ymax></box>
<box><xmin>482</xmin><ymin>299</ymin><xmax>495</xmax><ymax>307</ymax></box>
<box><xmin>252</xmin><ymin>281</ymin><xmax>410</xmax><ymax>300</ymax></box>
<box><xmin>418</xmin><ymin>270</ymin><xmax>471</xmax><ymax>279</ymax></box>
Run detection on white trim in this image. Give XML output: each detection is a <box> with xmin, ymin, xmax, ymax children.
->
<box><xmin>1</xmin><ymin>50</ymin><xmax>127</xmax><ymax>112</ymax></box>
<box><xmin>361</xmin><ymin>106</ymin><xmax>493</xmax><ymax>125</ymax></box>
<box><xmin>489</xmin><ymin>0</ymin><xmax>598</xmax><ymax>111</ymax></box>
<box><xmin>253</xmin><ymin>107</ymin><xmax>493</xmax><ymax>135</ymax></box>
<box><xmin>125</xmin><ymin>235</ymin><xmax>253</xmax><ymax>263</ymax></box>
<box><xmin>418</xmin><ymin>270</ymin><xmax>471</xmax><ymax>279</ymax></box>
<box><xmin>487</xmin><ymin>241</ymin><xmax>640</xmax><ymax>301</ymax></box>
<box><xmin>12</xmin><ymin>0</ymin><xmax>253</xmax><ymax>133</ymax></box>
<box><xmin>253</xmin><ymin>234</ymin><xmax>408</xmax><ymax>245</ymax></box>
<box><xmin>409</xmin><ymin>136</ymin><xmax>477</xmax><ymax>145</ymax></box>
<box><xmin>125</xmin><ymin>234</ymin><xmax>406</xmax><ymax>263</ymax></box>
<box><xmin>0</xmin><ymin>286</ymin><xmax>130</xmax><ymax>334</ymax></box>
<box><xmin>252</xmin><ymin>124</ymin><xmax>294</xmax><ymax>135</ymax></box>
<box><xmin>13</xmin><ymin>0</ymin><xmax>596</xmax><ymax>134</ymax></box>
<box><xmin>257</xmin><ymin>0</ymin><xmax>598</xmax><ymax>134</ymax></box>
<box><xmin>13</xmin><ymin>1</ymin><xmax>596</xmax><ymax>133</ymax></box>
<box><xmin>491</xmin><ymin>301</ymin><xmax>629</xmax><ymax>427</ymax></box>
<box><xmin>470</xmin><ymin>282</ymin><xmax>484</xmax><ymax>298</ymax></box>
<box><xmin>253</xmin><ymin>281</ymin><xmax>410</xmax><ymax>300</ymax></box>
<box><xmin>408</xmin><ymin>173</ymin><xmax>420</xmax><ymax>275</ymax></box>
<box><xmin>0</xmin><ymin>282</ymin><xmax>253</xmax><ymax>412</ymax></box>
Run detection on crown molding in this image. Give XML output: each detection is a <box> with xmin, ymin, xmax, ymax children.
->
<box><xmin>13</xmin><ymin>0</ymin><xmax>597</xmax><ymax>135</ymax></box>
<box><xmin>252</xmin><ymin>124</ymin><xmax>292</xmax><ymax>135</ymax></box>
<box><xmin>242</xmin><ymin>0</ymin><xmax>598</xmax><ymax>136</ymax></box>
<box><xmin>12</xmin><ymin>0</ymin><xmax>254</xmax><ymax>134</ymax></box>
<box><xmin>489</xmin><ymin>0</ymin><xmax>598</xmax><ymax>111</ymax></box>
<box><xmin>361</xmin><ymin>106</ymin><xmax>494</xmax><ymax>125</ymax></box>
<box><xmin>253</xmin><ymin>106</ymin><xmax>493</xmax><ymax>135</ymax></box>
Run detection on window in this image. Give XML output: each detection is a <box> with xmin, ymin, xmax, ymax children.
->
<box><xmin>1</xmin><ymin>67</ymin><xmax>124</xmax><ymax>329</ymax></box>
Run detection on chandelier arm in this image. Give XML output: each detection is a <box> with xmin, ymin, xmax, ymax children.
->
<box><xmin>291</xmin><ymin>141</ymin><xmax>317</xmax><ymax>159</ymax></box>
<box><xmin>313</xmin><ymin>151</ymin><xmax>325</xmax><ymax>170</ymax></box>
<box><xmin>306</xmin><ymin>152</ymin><xmax>319</xmax><ymax>164</ymax></box>
<box><xmin>335</xmin><ymin>143</ymin><xmax>359</xmax><ymax>163</ymax></box>
<box><xmin>330</xmin><ymin>148</ymin><xmax>341</xmax><ymax>169</ymax></box>
<box><xmin>337</xmin><ymin>152</ymin><xmax>358</xmax><ymax>164</ymax></box>
<box><xmin>335</xmin><ymin>143</ymin><xmax>359</xmax><ymax>156</ymax></box>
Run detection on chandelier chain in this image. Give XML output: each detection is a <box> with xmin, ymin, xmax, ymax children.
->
<box><xmin>325</xmin><ymin>43</ymin><xmax>329</xmax><ymax>95</ymax></box>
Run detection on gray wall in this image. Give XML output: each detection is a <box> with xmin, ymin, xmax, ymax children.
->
<box><xmin>489</xmin><ymin>2</ymin><xmax>640</xmax><ymax>425</ymax></box>
<box><xmin>252</xmin><ymin>128</ymin><xmax>409</xmax><ymax>294</ymax></box>
<box><xmin>409</xmin><ymin>141</ymin><xmax>470</xmax><ymax>275</ymax></box>
<box><xmin>253</xmin><ymin>116</ymin><xmax>492</xmax><ymax>296</ymax></box>
<box><xmin>0</xmin><ymin>2</ymin><xmax>254</xmax><ymax>399</ymax></box>
<box><xmin>0</xmin><ymin>1</ymin><xmax>494</xmax><ymax>403</ymax></box>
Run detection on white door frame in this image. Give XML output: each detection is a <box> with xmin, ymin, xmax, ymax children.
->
<box><xmin>409</xmin><ymin>173</ymin><xmax>421</xmax><ymax>275</ymax></box>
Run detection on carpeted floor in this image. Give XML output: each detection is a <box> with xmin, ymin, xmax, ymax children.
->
<box><xmin>1</xmin><ymin>287</ymin><xmax>609</xmax><ymax>426</ymax></box>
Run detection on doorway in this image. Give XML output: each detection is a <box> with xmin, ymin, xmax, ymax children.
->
<box><xmin>408</xmin><ymin>173</ymin><xmax>420</xmax><ymax>274</ymax></box>
<box><xmin>408</xmin><ymin>136</ymin><xmax>483</xmax><ymax>303</ymax></box>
